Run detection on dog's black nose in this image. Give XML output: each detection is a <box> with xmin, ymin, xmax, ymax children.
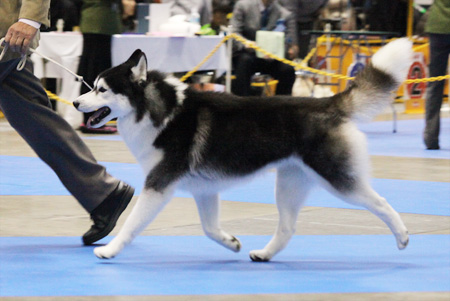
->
<box><xmin>73</xmin><ymin>101</ymin><xmax>80</xmax><ymax>109</ymax></box>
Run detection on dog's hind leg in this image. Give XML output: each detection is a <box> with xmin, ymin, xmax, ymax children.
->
<box><xmin>329</xmin><ymin>180</ymin><xmax>409</xmax><ymax>250</ymax></box>
<box><xmin>94</xmin><ymin>187</ymin><xmax>174</xmax><ymax>259</ymax></box>
<box><xmin>307</xmin><ymin>123</ymin><xmax>409</xmax><ymax>250</ymax></box>
<box><xmin>250</xmin><ymin>165</ymin><xmax>311</xmax><ymax>262</ymax></box>
<box><xmin>193</xmin><ymin>192</ymin><xmax>241</xmax><ymax>252</ymax></box>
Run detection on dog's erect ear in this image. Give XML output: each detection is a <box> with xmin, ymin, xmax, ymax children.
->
<box><xmin>128</xmin><ymin>49</ymin><xmax>147</xmax><ymax>83</ymax></box>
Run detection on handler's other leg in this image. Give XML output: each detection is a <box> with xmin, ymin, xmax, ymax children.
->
<box><xmin>250</xmin><ymin>165</ymin><xmax>311</xmax><ymax>262</ymax></box>
<box><xmin>424</xmin><ymin>33</ymin><xmax>450</xmax><ymax>150</ymax></box>
<box><xmin>0</xmin><ymin>59</ymin><xmax>134</xmax><ymax>245</ymax></box>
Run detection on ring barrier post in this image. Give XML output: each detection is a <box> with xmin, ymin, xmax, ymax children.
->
<box><xmin>226</xmin><ymin>26</ymin><xmax>233</xmax><ymax>93</ymax></box>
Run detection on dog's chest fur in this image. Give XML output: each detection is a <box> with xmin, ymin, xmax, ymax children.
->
<box><xmin>118</xmin><ymin>113</ymin><xmax>163</xmax><ymax>174</ymax></box>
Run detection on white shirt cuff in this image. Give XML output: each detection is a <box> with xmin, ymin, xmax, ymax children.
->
<box><xmin>18</xmin><ymin>19</ymin><xmax>41</xmax><ymax>29</ymax></box>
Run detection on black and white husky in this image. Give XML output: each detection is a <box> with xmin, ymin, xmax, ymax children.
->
<box><xmin>74</xmin><ymin>38</ymin><xmax>412</xmax><ymax>261</ymax></box>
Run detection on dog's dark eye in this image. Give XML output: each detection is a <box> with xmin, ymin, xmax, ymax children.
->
<box><xmin>98</xmin><ymin>87</ymin><xmax>107</xmax><ymax>93</ymax></box>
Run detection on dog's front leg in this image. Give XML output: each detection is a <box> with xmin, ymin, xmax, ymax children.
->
<box><xmin>193</xmin><ymin>192</ymin><xmax>241</xmax><ymax>252</ymax></box>
<box><xmin>94</xmin><ymin>187</ymin><xmax>174</xmax><ymax>259</ymax></box>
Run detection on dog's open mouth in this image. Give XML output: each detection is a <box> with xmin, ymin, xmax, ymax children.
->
<box><xmin>87</xmin><ymin>106</ymin><xmax>111</xmax><ymax>128</ymax></box>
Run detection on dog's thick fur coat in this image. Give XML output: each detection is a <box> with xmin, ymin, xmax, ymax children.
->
<box><xmin>75</xmin><ymin>39</ymin><xmax>413</xmax><ymax>261</ymax></box>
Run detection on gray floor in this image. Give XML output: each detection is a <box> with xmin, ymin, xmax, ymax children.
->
<box><xmin>0</xmin><ymin>107</ymin><xmax>449</xmax><ymax>300</ymax></box>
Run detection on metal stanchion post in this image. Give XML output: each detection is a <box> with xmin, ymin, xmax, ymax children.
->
<box><xmin>225</xmin><ymin>26</ymin><xmax>233</xmax><ymax>93</ymax></box>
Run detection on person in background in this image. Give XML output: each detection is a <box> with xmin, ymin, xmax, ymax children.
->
<box><xmin>230</xmin><ymin>0</ymin><xmax>298</xmax><ymax>96</ymax></box>
<box><xmin>162</xmin><ymin>0</ymin><xmax>212</xmax><ymax>25</ymax></box>
<box><xmin>197</xmin><ymin>4</ymin><xmax>233</xmax><ymax>35</ymax></box>
<box><xmin>43</xmin><ymin>0</ymin><xmax>81</xmax><ymax>32</ymax></box>
<box><xmin>366</xmin><ymin>0</ymin><xmax>408</xmax><ymax>35</ymax></box>
<box><xmin>423</xmin><ymin>0</ymin><xmax>450</xmax><ymax>150</ymax></box>
<box><xmin>0</xmin><ymin>0</ymin><xmax>134</xmax><ymax>245</ymax></box>
<box><xmin>279</xmin><ymin>0</ymin><xmax>328</xmax><ymax>60</ymax></box>
<box><xmin>122</xmin><ymin>0</ymin><xmax>137</xmax><ymax>32</ymax></box>
<box><xmin>77</xmin><ymin>0</ymin><xmax>133</xmax><ymax>133</ymax></box>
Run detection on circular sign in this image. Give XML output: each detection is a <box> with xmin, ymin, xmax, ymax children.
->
<box><xmin>406</xmin><ymin>61</ymin><xmax>426</xmax><ymax>99</ymax></box>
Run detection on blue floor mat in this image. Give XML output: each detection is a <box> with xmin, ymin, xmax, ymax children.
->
<box><xmin>1</xmin><ymin>235</ymin><xmax>448</xmax><ymax>297</ymax></box>
<box><xmin>359</xmin><ymin>118</ymin><xmax>450</xmax><ymax>159</ymax></box>
<box><xmin>1</xmin><ymin>156</ymin><xmax>449</xmax><ymax>216</ymax></box>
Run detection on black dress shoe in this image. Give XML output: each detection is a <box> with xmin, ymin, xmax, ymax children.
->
<box><xmin>82</xmin><ymin>181</ymin><xmax>134</xmax><ymax>245</ymax></box>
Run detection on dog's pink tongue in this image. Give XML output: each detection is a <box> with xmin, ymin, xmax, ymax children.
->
<box><xmin>87</xmin><ymin>107</ymin><xmax>107</xmax><ymax>128</ymax></box>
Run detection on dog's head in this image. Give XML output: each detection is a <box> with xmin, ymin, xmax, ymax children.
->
<box><xmin>73</xmin><ymin>49</ymin><xmax>149</xmax><ymax>128</ymax></box>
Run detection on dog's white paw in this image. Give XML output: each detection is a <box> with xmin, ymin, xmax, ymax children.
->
<box><xmin>249</xmin><ymin>249</ymin><xmax>272</xmax><ymax>262</ymax></box>
<box><xmin>224</xmin><ymin>235</ymin><xmax>241</xmax><ymax>253</ymax></box>
<box><xmin>94</xmin><ymin>245</ymin><xmax>118</xmax><ymax>259</ymax></box>
<box><xmin>397</xmin><ymin>231</ymin><xmax>409</xmax><ymax>250</ymax></box>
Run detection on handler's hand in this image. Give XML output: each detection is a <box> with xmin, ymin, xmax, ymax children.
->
<box><xmin>4</xmin><ymin>22</ymin><xmax>38</xmax><ymax>55</ymax></box>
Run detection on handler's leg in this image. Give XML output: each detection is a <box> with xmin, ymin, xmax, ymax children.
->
<box><xmin>424</xmin><ymin>34</ymin><xmax>450</xmax><ymax>149</ymax></box>
<box><xmin>0</xmin><ymin>59</ymin><xmax>134</xmax><ymax>244</ymax></box>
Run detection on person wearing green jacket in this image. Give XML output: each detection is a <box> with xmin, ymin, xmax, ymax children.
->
<box><xmin>0</xmin><ymin>0</ymin><xmax>134</xmax><ymax>245</ymax></box>
<box><xmin>423</xmin><ymin>0</ymin><xmax>450</xmax><ymax>150</ymax></box>
<box><xmin>77</xmin><ymin>0</ymin><xmax>124</xmax><ymax>133</ymax></box>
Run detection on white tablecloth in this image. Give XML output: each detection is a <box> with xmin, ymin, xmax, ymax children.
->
<box><xmin>33</xmin><ymin>33</ymin><xmax>228</xmax><ymax>77</ymax></box>
<box><xmin>31</xmin><ymin>32</ymin><xmax>83</xmax><ymax>127</ymax></box>
<box><xmin>111</xmin><ymin>35</ymin><xmax>228</xmax><ymax>73</ymax></box>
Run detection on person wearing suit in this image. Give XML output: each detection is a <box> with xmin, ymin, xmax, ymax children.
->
<box><xmin>0</xmin><ymin>0</ymin><xmax>134</xmax><ymax>245</ymax></box>
<box><xmin>162</xmin><ymin>0</ymin><xmax>212</xmax><ymax>25</ymax></box>
<box><xmin>278</xmin><ymin>0</ymin><xmax>328</xmax><ymax>59</ymax></box>
<box><xmin>230</xmin><ymin>0</ymin><xmax>298</xmax><ymax>96</ymax></box>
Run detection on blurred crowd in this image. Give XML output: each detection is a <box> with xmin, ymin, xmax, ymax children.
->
<box><xmin>45</xmin><ymin>0</ymin><xmax>432</xmax><ymax>41</ymax></box>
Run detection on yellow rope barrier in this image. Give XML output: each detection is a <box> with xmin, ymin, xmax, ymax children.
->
<box><xmin>45</xmin><ymin>89</ymin><xmax>73</xmax><ymax>105</ymax></box>
<box><xmin>178</xmin><ymin>33</ymin><xmax>449</xmax><ymax>84</ymax></box>
<box><xmin>229</xmin><ymin>33</ymin><xmax>357</xmax><ymax>81</ymax></box>
<box><xmin>297</xmin><ymin>47</ymin><xmax>316</xmax><ymax>69</ymax></box>
<box><xmin>46</xmin><ymin>33</ymin><xmax>448</xmax><ymax>106</ymax></box>
<box><xmin>317</xmin><ymin>35</ymin><xmax>426</xmax><ymax>45</ymax></box>
<box><xmin>179</xmin><ymin>35</ymin><xmax>233</xmax><ymax>82</ymax></box>
<box><xmin>404</xmin><ymin>75</ymin><xmax>450</xmax><ymax>84</ymax></box>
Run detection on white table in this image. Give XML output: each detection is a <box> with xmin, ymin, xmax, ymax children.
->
<box><xmin>33</xmin><ymin>33</ymin><xmax>228</xmax><ymax>79</ymax></box>
<box><xmin>31</xmin><ymin>32</ymin><xmax>84</xmax><ymax>128</ymax></box>
<box><xmin>111</xmin><ymin>34</ymin><xmax>228</xmax><ymax>74</ymax></box>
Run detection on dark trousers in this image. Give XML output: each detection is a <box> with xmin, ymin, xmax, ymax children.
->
<box><xmin>296</xmin><ymin>21</ymin><xmax>314</xmax><ymax>60</ymax></box>
<box><xmin>0</xmin><ymin>59</ymin><xmax>119</xmax><ymax>212</ymax></box>
<box><xmin>231</xmin><ymin>51</ymin><xmax>296</xmax><ymax>96</ymax></box>
<box><xmin>78</xmin><ymin>34</ymin><xmax>113</xmax><ymax>123</ymax></box>
<box><xmin>424</xmin><ymin>33</ymin><xmax>450</xmax><ymax>148</ymax></box>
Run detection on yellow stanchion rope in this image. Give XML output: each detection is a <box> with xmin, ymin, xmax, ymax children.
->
<box><xmin>180</xmin><ymin>33</ymin><xmax>449</xmax><ymax>84</ymax></box>
<box><xmin>229</xmin><ymin>33</ymin><xmax>357</xmax><ymax>81</ymax></box>
<box><xmin>298</xmin><ymin>46</ymin><xmax>316</xmax><ymax>68</ymax></box>
<box><xmin>404</xmin><ymin>75</ymin><xmax>450</xmax><ymax>84</ymax></box>
<box><xmin>45</xmin><ymin>89</ymin><xmax>73</xmax><ymax>105</ymax></box>
<box><xmin>179</xmin><ymin>34</ymin><xmax>234</xmax><ymax>82</ymax></box>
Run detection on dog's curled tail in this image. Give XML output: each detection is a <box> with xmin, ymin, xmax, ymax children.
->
<box><xmin>343</xmin><ymin>38</ymin><xmax>413</xmax><ymax>122</ymax></box>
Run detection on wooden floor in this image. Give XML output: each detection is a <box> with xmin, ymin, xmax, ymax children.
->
<box><xmin>0</xmin><ymin>106</ymin><xmax>449</xmax><ymax>300</ymax></box>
